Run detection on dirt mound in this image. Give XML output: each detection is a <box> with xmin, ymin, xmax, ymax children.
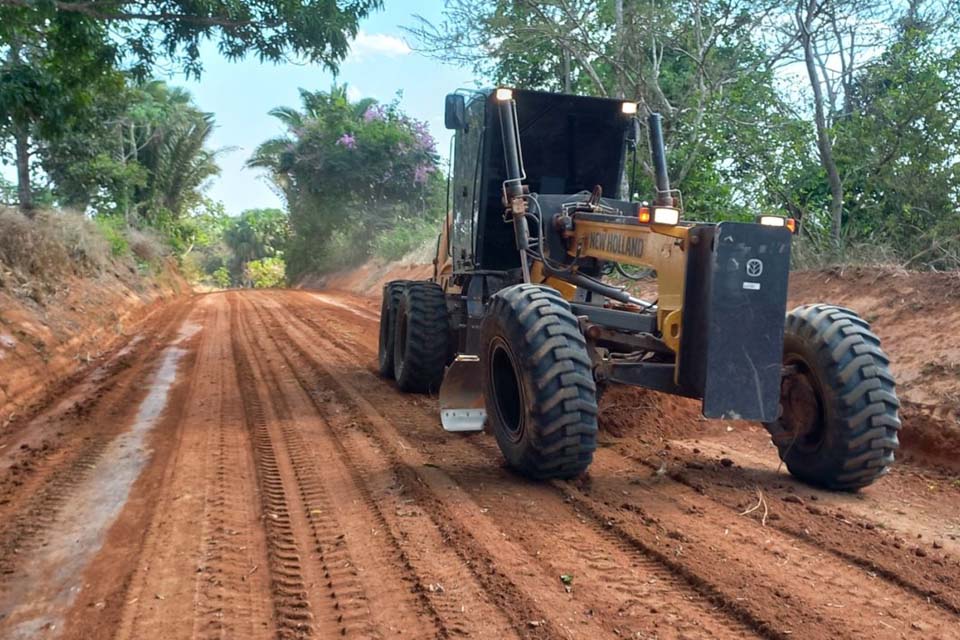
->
<box><xmin>788</xmin><ymin>267</ymin><xmax>960</xmax><ymax>471</ymax></box>
<box><xmin>0</xmin><ymin>260</ymin><xmax>188</xmax><ymax>428</ymax></box>
<box><xmin>298</xmin><ymin>240</ymin><xmax>435</xmax><ymax>296</ymax></box>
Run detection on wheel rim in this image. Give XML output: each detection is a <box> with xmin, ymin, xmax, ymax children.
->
<box><xmin>779</xmin><ymin>355</ymin><xmax>827</xmax><ymax>453</ymax></box>
<box><xmin>489</xmin><ymin>339</ymin><xmax>525</xmax><ymax>443</ymax></box>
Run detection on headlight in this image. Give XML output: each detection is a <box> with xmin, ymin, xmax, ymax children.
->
<box><xmin>621</xmin><ymin>101</ymin><xmax>638</xmax><ymax>115</ymax></box>
<box><xmin>653</xmin><ymin>207</ymin><xmax>680</xmax><ymax>225</ymax></box>
<box><xmin>495</xmin><ymin>87</ymin><xmax>513</xmax><ymax>101</ymax></box>
<box><xmin>757</xmin><ymin>215</ymin><xmax>798</xmax><ymax>233</ymax></box>
<box><xmin>758</xmin><ymin>215</ymin><xmax>786</xmax><ymax>227</ymax></box>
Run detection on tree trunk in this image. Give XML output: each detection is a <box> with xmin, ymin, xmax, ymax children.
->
<box><xmin>14</xmin><ymin>124</ymin><xmax>33</xmax><ymax>215</ymax></box>
<box><xmin>614</xmin><ymin>0</ymin><xmax>625</xmax><ymax>98</ymax></box>
<box><xmin>799</xmin><ymin>0</ymin><xmax>843</xmax><ymax>245</ymax></box>
<box><xmin>8</xmin><ymin>42</ymin><xmax>33</xmax><ymax>215</ymax></box>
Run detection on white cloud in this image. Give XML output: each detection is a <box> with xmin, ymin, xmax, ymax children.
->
<box><xmin>346</xmin><ymin>85</ymin><xmax>363</xmax><ymax>102</ymax></box>
<box><xmin>346</xmin><ymin>30</ymin><xmax>411</xmax><ymax>62</ymax></box>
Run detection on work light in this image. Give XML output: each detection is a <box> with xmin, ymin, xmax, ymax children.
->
<box><xmin>757</xmin><ymin>214</ymin><xmax>797</xmax><ymax>233</ymax></box>
<box><xmin>495</xmin><ymin>88</ymin><xmax>514</xmax><ymax>101</ymax></box>
<box><xmin>653</xmin><ymin>207</ymin><xmax>680</xmax><ymax>225</ymax></box>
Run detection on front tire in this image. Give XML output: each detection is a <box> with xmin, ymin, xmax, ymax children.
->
<box><xmin>481</xmin><ymin>284</ymin><xmax>598</xmax><ymax>479</ymax></box>
<box><xmin>393</xmin><ymin>282</ymin><xmax>450</xmax><ymax>393</ymax></box>
<box><xmin>378</xmin><ymin>280</ymin><xmax>409</xmax><ymax>378</ymax></box>
<box><xmin>764</xmin><ymin>304</ymin><xmax>901</xmax><ymax>490</ymax></box>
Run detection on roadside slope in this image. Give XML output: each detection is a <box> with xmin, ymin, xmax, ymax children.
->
<box><xmin>1</xmin><ymin>247</ymin><xmax>189</xmax><ymax>429</ymax></box>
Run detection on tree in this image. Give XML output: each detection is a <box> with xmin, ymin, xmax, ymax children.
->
<box><xmin>223</xmin><ymin>207</ymin><xmax>290</xmax><ymax>283</ymax></box>
<box><xmin>835</xmin><ymin>26</ymin><xmax>960</xmax><ymax>265</ymax></box>
<box><xmin>0</xmin><ymin>10</ymin><xmax>120</xmax><ymax>213</ymax></box>
<box><xmin>248</xmin><ymin>87</ymin><xmax>445</xmax><ymax>277</ymax></box>
<box><xmin>762</xmin><ymin>0</ymin><xmax>959</xmax><ymax>245</ymax></box>
<box><xmin>1</xmin><ymin>0</ymin><xmax>382</xmax><ymax>212</ymax></box>
<box><xmin>130</xmin><ymin>82</ymin><xmax>221</xmax><ymax>222</ymax></box>
<box><xmin>0</xmin><ymin>0</ymin><xmax>383</xmax><ymax>77</ymax></box>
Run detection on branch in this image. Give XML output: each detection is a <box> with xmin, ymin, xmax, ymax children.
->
<box><xmin>0</xmin><ymin>0</ymin><xmax>262</xmax><ymax>29</ymax></box>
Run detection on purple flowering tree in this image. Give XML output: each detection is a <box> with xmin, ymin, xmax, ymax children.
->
<box><xmin>249</xmin><ymin>85</ymin><xmax>445</xmax><ymax>275</ymax></box>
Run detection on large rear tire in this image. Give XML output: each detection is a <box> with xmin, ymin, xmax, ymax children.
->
<box><xmin>378</xmin><ymin>280</ymin><xmax>409</xmax><ymax>378</ymax></box>
<box><xmin>481</xmin><ymin>284</ymin><xmax>598</xmax><ymax>479</ymax></box>
<box><xmin>393</xmin><ymin>282</ymin><xmax>450</xmax><ymax>393</ymax></box>
<box><xmin>764</xmin><ymin>304</ymin><xmax>901</xmax><ymax>490</ymax></box>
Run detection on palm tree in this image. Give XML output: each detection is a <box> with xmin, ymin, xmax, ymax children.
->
<box><xmin>116</xmin><ymin>81</ymin><xmax>221</xmax><ymax>222</ymax></box>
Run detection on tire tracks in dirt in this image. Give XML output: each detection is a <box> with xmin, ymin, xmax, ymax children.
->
<box><xmin>0</xmin><ymin>298</ymin><xmax>194</xmax><ymax>595</ymax></box>
<box><xmin>242</xmin><ymin>294</ymin><xmax>534</xmax><ymax>640</ymax></box>
<box><xmin>294</xmin><ymin>290</ymin><xmax>960</xmax><ymax>640</ymax></box>
<box><xmin>232</xmin><ymin>293</ymin><xmax>439</xmax><ymax>639</ymax></box>
<box><xmin>112</xmin><ymin>295</ymin><xmax>273</xmax><ymax>640</ymax></box>
<box><xmin>256</xmin><ymin>292</ymin><xmax>767</xmax><ymax>640</ymax></box>
<box><xmin>613</xmin><ymin>440</ymin><xmax>960</xmax><ymax>617</ymax></box>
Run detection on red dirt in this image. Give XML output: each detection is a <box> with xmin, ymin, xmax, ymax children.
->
<box><xmin>0</xmin><ymin>267</ymin><xmax>958</xmax><ymax>639</ymax></box>
<box><xmin>0</xmin><ymin>259</ymin><xmax>187</xmax><ymax>430</ymax></box>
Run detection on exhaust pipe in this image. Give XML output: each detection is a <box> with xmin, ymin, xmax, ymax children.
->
<box><xmin>497</xmin><ymin>91</ymin><xmax>532</xmax><ymax>282</ymax></box>
<box><xmin>648</xmin><ymin>113</ymin><xmax>672</xmax><ymax>206</ymax></box>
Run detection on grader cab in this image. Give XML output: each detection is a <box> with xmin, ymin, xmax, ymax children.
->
<box><xmin>378</xmin><ymin>87</ymin><xmax>900</xmax><ymax>490</ymax></box>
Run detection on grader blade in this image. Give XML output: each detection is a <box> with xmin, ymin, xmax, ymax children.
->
<box><xmin>439</xmin><ymin>355</ymin><xmax>486</xmax><ymax>432</ymax></box>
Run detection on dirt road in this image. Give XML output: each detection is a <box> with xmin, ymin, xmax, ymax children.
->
<box><xmin>1</xmin><ymin>289</ymin><xmax>958</xmax><ymax>640</ymax></box>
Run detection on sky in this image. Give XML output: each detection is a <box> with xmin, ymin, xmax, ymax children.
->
<box><xmin>177</xmin><ymin>1</ymin><xmax>481</xmax><ymax>215</ymax></box>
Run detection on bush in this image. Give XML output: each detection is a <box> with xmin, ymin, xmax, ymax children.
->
<box><xmin>371</xmin><ymin>215</ymin><xmax>440</xmax><ymax>262</ymax></box>
<box><xmin>93</xmin><ymin>215</ymin><xmax>130</xmax><ymax>257</ymax></box>
<box><xmin>0</xmin><ymin>208</ymin><xmax>111</xmax><ymax>286</ymax></box>
<box><xmin>127</xmin><ymin>227</ymin><xmax>168</xmax><ymax>264</ymax></box>
<box><xmin>245</xmin><ymin>256</ymin><xmax>286</xmax><ymax>288</ymax></box>
<box><xmin>212</xmin><ymin>266</ymin><xmax>231</xmax><ymax>288</ymax></box>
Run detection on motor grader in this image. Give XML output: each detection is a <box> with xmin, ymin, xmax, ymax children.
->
<box><xmin>377</xmin><ymin>87</ymin><xmax>900</xmax><ymax>490</ymax></box>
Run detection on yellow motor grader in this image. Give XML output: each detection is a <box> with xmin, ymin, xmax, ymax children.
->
<box><xmin>377</xmin><ymin>87</ymin><xmax>900</xmax><ymax>490</ymax></box>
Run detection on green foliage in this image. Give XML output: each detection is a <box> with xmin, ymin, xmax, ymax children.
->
<box><xmin>245</xmin><ymin>256</ymin><xmax>287</xmax><ymax>288</ymax></box>
<box><xmin>0</xmin><ymin>1</ymin><xmax>382</xmax><ymax>80</ymax></box>
<box><xmin>222</xmin><ymin>207</ymin><xmax>290</xmax><ymax>283</ymax></box>
<box><xmin>212</xmin><ymin>266</ymin><xmax>232</xmax><ymax>289</ymax></box>
<box><xmin>833</xmin><ymin>29</ymin><xmax>960</xmax><ymax>268</ymax></box>
<box><xmin>371</xmin><ymin>216</ymin><xmax>439</xmax><ymax>262</ymax></box>
<box><xmin>0</xmin><ymin>174</ymin><xmax>15</xmax><ymax>205</ymax></box>
<box><xmin>94</xmin><ymin>216</ymin><xmax>131</xmax><ymax>257</ymax></box>
<box><xmin>2</xmin><ymin>0</ymin><xmax>375</xmax><ymax>269</ymax></box>
<box><xmin>249</xmin><ymin>87</ymin><xmax>445</xmax><ymax>277</ymax></box>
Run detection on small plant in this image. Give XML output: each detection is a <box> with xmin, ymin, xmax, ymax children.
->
<box><xmin>372</xmin><ymin>215</ymin><xmax>440</xmax><ymax>262</ymax></box>
<box><xmin>93</xmin><ymin>216</ymin><xmax>130</xmax><ymax>257</ymax></box>
<box><xmin>212</xmin><ymin>266</ymin><xmax>232</xmax><ymax>288</ymax></box>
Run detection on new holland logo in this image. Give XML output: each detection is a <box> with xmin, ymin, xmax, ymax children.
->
<box><xmin>746</xmin><ymin>258</ymin><xmax>764</xmax><ymax>277</ymax></box>
<box><xmin>587</xmin><ymin>231</ymin><xmax>644</xmax><ymax>259</ymax></box>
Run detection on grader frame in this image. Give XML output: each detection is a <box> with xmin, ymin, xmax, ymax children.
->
<box><xmin>378</xmin><ymin>87</ymin><xmax>900</xmax><ymax>490</ymax></box>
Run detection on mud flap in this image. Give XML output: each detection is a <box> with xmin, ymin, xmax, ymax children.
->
<box><xmin>439</xmin><ymin>355</ymin><xmax>487</xmax><ymax>432</ymax></box>
<box><xmin>680</xmin><ymin>222</ymin><xmax>792</xmax><ymax>422</ymax></box>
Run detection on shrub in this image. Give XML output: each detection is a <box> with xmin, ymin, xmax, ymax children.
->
<box><xmin>245</xmin><ymin>256</ymin><xmax>286</xmax><ymax>288</ymax></box>
<box><xmin>371</xmin><ymin>216</ymin><xmax>440</xmax><ymax>262</ymax></box>
<box><xmin>212</xmin><ymin>266</ymin><xmax>232</xmax><ymax>288</ymax></box>
<box><xmin>127</xmin><ymin>227</ymin><xmax>168</xmax><ymax>264</ymax></box>
<box><xmin>94</xmin><ymin>216</ymin><xmax>130</xmax><ymax>257</ymax></box>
